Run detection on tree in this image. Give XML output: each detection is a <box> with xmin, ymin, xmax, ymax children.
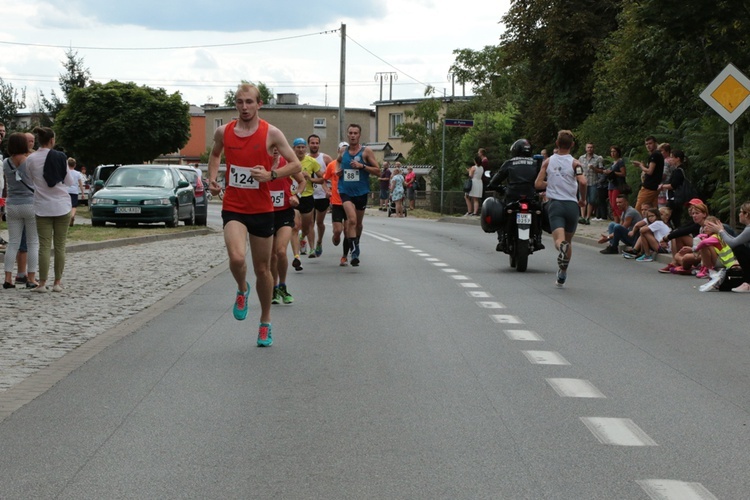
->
<box><xmin>499</xmin><ymin>0</ymin><xmax>621</xmax><ymax>145</ymax></box>
<box><xmin>55</xmin><ymin>81</ymin><xmax>190</xmax><ymax>167</ymax></box>
<box><xmin>0</xmin><ymin>78</ymin><xmax>26</xmax><ymax>128</ymax></box>
<box><xmin>35</xmin><ymin>49</ymin><xmax>93</xmax><ymax>126</ymax></box>
<box><xmin>59</xmin><ymin>49</ymin><xmax>92</xmax><ymax>98</ymax></box>
<box><xmin>223</xmin><ymin>81</ymin><xmax>274</xmax><ymax>106</ymax></box>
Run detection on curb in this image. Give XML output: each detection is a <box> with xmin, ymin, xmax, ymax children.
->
<box><xmin>65</xmin><ymin>227</ymin><xmax>215</xmax><ymax>253</ymax></box>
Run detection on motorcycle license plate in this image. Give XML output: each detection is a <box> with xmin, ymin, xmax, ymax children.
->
<box><xmin>516</xmin><ymin>213</ymin><xmax>532</xmax><ymax>225</ymax></box>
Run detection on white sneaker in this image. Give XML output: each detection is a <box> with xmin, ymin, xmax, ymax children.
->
<box><xmin>31</xmin><ymin>285</ymin><xmax>49</xmax><ymax>293</ymax></box>
<box><xmin>52</xmin><ymin>284</ymin><xmax>64</xmax><ymax>293</ymax></box>
<box><xmin>732</xmin><ymin>282</ymin><xmax>750</xmax><ymax>293</ymax></box>
<box><xmin>699</xmin><ymin>268</ymin><xmax>726</xmax><ymax>292</ymax></box>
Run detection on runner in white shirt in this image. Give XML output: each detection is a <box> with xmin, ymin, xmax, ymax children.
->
<box><xmin>535</xmin><ymin>130</ymin><xmax>587</xmax><ymax>287</ymax></box>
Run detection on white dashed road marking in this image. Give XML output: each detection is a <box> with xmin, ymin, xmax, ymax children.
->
<box><xmin>580</xmin><ymin>417</ymin><xmax>657</xmax><ymax>446</ymax></box>
<box><xmin>637</xmin><ymin>480</ymin><xmax>718</xmax><ymax>500</ymax></box>
<box><xmin>546</xmin><ymin>378</ymin><xmax>606</xmax><ymax>398</ymax></box>
<box><xmin>476</xmin><ymin>301</ymin><xmax>505</xmax><ymax>309</ymax></box>
<box><xmin>490</xmin><ymin>314</ymin><xmax>523</xmax><ymax>324</ymax></box>
<box><xmin>522</xmin><ymin>350</ymin><xmax>570</xmax><ymax>365</ymax></box>
<box><xmin>504</xmin><ymin>329</ymin><xmax>543</xmax><ymax>341</ymax></box>
<box><xmin>458</xmin><ymin>281</ymin><xmax>479</xmax><ymax>287</ymax></box>
<box><xmin>466</xmin><ymin>291</ymin><xmax>491</xmax><ymax>298</ymax></box>
<box><xmin>450</xmin><ymin>275</ymin><xmax>469</xmax><ymax>280</ymax></box>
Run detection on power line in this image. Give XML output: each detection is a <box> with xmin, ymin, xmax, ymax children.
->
<box><xmin>345</xmin><ymin>34</ymin><xmax>434</xmax><ymax>91</ymax></box>
<box><xmin>0</xmin><ymin>29</ymin><xmax>339</xmax><ymax>51</ymax></box>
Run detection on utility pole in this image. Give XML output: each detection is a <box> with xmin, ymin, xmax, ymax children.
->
<box><xmin>339</xmin><ymin>23</ymin><xmax>346</xmax><ymax>143</ymax></box>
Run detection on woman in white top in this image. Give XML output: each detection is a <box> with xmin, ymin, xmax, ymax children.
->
<box><xmin>24</xmin><ymin>127</ymin><xmax>73</xmax><ymax>293</ymax></box>
<box><xmin>66</xmin><ymin>157</ymin><xmax>84</xmax><ymax>226</ymax></box>
<box><xmin>464</xmin><ymin>156</ymin><xmax>484</xmax><ymax>216</ymax></box>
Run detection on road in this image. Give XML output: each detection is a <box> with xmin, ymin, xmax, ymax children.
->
<box><xmin>0</xmin><ymin>214</ymin><xmax>747</xmax><ymax>499</ymax></box>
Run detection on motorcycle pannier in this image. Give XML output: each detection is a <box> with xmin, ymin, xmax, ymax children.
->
<box><xmin>480</xmin><ymin>197</ymin><xmax>505</xmax><ymax>233</ymax></box>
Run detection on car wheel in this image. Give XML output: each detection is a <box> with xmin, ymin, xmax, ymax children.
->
<box><xmin>166</xmin><ymin>205</ymin><xmax>179</xmax><ymax>227</ymax></box>
<box><xmin>185</xmin><ymin>204</ymin><xmax>195</xmax><ymax>226</ymax></box>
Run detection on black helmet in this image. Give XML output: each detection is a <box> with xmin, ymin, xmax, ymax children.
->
<box><xmin>510</xmin><ymin>139</ymin><xmax>532</xmax><ymax>158</ymax></box>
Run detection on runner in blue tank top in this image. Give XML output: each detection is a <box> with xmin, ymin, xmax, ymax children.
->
<box><xmin>336</xmin><ymin>123</ymin><xmax>380</xmax><ymax>266</ymax></box>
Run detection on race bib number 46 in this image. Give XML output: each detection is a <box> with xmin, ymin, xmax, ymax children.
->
<box><xmin>229</xmin><ymin>165</ymin><xmax>260</xmax><ymax>189</ymax></box>
<box><xmin>343</xmin><ymin>169</ymin><xmax>360</xmax><ymax>182</ymax></box>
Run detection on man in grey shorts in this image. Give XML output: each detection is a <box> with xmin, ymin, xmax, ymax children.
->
<box><xmin>535</xmin><ymin>130</ymin><xmax>587</xmax><ymax>287</ymax></box>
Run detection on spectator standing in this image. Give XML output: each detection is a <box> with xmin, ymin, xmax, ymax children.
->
<box><xmin>66</xmin><ymin>158</ymin><xmax>84</xmax><ymax>226</ymax></box>
<box><xmin>578</xmin><ymin>142</ymin><xmax>604</xmax><ymax>224</ymax></box>
<box><xmin>404</xmin><ymin>165</ymin><xmax>417</xmax><ymax>210</ymax></box>
<box><xmin>632</xmin><ymin>135</ymin><xmax>664</xmax><ymax>212</ymax></box>
<box><xmin>464</xmin><ymin>156</ymin><xmax>484</xmax><ymax>216</ymax></box>
<box><xmin>377</xmin><ymin>161</ymin><xmax>391</xmax><ymax>211</ymax></box>
<box><xmin>604</xmin><ymin>146</ymin><xmax>626</xmax><ymax>223</ymax></box>
<box><xmin>2</xmin><ymin>132</ymin><xmax>39</xmax><ymax>289</ymax></box>
<box><xmin>389</xmin><ymin>166</ymin><xmax>405</xmax><ymax>217</ymax></box>
<box><xmin>657</xmin><ymin>143</ymin><xmax>673</xmax><ymax>207</ymax></box>
<box><xmin>659</xmin><ymin>150</ymin><xmax>687</xmax><ymax>227</ymax></box>
<box><xmin>25</xmin><ymin>127</ymin><xmax>73</xmax><ymax>293</ymax></box>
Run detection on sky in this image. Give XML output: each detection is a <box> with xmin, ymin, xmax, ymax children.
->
<box><xmin>1</xmin><ymin>0</ymin><xmax>511</xmax><ymax>111</ymax></box>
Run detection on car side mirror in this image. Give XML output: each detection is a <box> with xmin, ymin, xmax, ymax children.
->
<box><xmin>177</xmin><ymin>180</ymin><xmax>190</xmax><ymax>188</ymax></box>
<box><xmin>95</xmin><ymin>180</ymin><xmax>104</xmax><ymax>188</ymax></box>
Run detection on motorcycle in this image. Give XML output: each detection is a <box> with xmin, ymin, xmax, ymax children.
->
<box><xmin>481</xmin><ymin>193</ymin><xmax>543</xmax><ymax>272</ymax></box>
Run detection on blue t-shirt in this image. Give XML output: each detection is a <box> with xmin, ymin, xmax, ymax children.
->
<box><xmin>339</xmin><ymin>146</ymin><xmax>372</xmax><ymax>197</ymax></box>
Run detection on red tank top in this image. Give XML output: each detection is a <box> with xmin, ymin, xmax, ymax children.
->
<box><xmin>222</xmin><ymin>119</ymin><xmax>274</xmax><ymax>214</ymax></box>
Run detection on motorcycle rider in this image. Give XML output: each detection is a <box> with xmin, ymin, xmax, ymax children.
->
<box><xmin>487</xmin><ymin>138</ymin><xmax>544</xmax><ymax>251</ymax></box>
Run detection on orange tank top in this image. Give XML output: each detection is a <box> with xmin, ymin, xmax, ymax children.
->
<box><xmin>222</xmin><ymin>119</ymin><xmax>274</xmax><ymax>214</ymax></box>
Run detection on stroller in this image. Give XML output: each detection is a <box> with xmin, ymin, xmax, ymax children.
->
<box><xmin>386</xmin><ymin>194</ymin><xmax>407</xmax><ymax>217</ymax></box>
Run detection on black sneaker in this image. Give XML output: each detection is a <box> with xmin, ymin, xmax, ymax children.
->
<box><xmin>14</xmin><ymin>276</ymin><xmax>28</xmax><ymax>285</ymax></box>
<box><xmin>292</xmin><ymin>257</ymin><xmax>303</xmax><ymax>271</ymax></box>
<box><xmin>3</xmin><ymin>282</ymin><xmax>15</xmax><ymax>289</ymax></box>
<box><xmin>599</xmin><ymin>245</ymin><xmax>619</xmax><ymax>255</ymax></box>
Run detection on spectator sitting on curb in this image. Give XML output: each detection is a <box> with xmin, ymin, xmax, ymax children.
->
<box><xmin>693</xmin><ymin>216</ymin><xmax>739</xmax><ymax>291</ymax></box>
<box><xmin>661</xmin><ymin>199</ymin><xmax>710</xmax><ymax>275</ymax></box>
<box><xmin>703</xmin><ymin>200</ymin><xmax>750</xmax><ymax>292</ymax></box>
<box><xmin>623</xmin><ymin>208</ymin><xmax>672</xmax><ymax>261</ymax></box>
<box><xmin>598</xmin><ymin>194</ymin><xmax>642</xmax><ymax>254</ymax></box>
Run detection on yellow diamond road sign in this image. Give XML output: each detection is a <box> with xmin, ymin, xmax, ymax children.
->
<box><xmin>700</xmin><ymin>63</ymin><xmax>750</xmax><ymax>124</ymax></box>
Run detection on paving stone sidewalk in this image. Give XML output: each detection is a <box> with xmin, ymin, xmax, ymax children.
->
<box><xmin>0</xmin><ymin>233</ymin><xmax>227</xmax><ymax>392</ymax></box>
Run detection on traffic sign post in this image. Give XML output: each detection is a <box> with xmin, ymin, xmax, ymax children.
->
<box><xmin>700</xmin><ymin>63</ymin><xmax>750</xmax><ymax>229</ymax></box>
<box><xmin>440</xmin><ymin>119</ymin><xmax>474</xmax><ymax>213</ymax></box>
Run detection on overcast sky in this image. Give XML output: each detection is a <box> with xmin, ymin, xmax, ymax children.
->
<box><xmin>1</xmin><ymin>0</ymin><xmax>511</xmax><ymax>110</ymax></box>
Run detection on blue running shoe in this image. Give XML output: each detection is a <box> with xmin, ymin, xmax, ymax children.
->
<box><xmin>351</xmin><ymin>244</ymin><xmax>360</xmax><ymax>267</ymax></box>
<box><xmin>555</xmin><ymin>269</ymin><xmax>567</xmax><ymax>288</ymax></box>
<box><xmin>233</xmin><ymin>282</ymin><xmax>250</xmax><ymax>320</ymax></box>
<box><xmin>257</xmin><ymin>323</ymin><xmax>273</xmax><ymax>347</ymax></box>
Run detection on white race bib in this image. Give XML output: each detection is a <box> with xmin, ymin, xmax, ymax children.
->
<box><xmin>228</xmin><ymin>165</ymin><xmax>260</xmax><ymax>189</ymax></box>
<box><xmin>270</xmin><ymin>190</ymin><xmax>285</xmax><ymax>208</ymax></box>
<box><xmin>344</xmin><ymin>169</ymin><xmax>360</xmax><ymax>182</ymax></box>
<box><xmin>290</xmin><ymin>179</ymin><xmax>299</xmax><ymax>194</ymax></box>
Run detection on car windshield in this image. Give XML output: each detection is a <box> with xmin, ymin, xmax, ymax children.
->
<box><xmin>107</xmin><ymin>168</ymin><xmax>172</xmax><ymax>188</ymax></box>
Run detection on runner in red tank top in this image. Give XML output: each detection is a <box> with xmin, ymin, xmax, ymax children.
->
<box><xmin>207</xmin><ymin>83</ymin><xmax>301</xmax><ymax>346</ymax></box>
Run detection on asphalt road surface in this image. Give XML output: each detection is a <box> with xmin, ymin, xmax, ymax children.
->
<box><xmin>0</xmin><ymin>215</ymin><xmax>747</xmax><ymax>499</ymax></box>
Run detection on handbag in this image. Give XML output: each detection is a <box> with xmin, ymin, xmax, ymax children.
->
<box><xmin>673</xmin><ymin>177</ymin><xmax>698</xmax><ymax>205</ymax></box>
<box><xmin>463</xmin><ymin>178</ymin><xmax>473</xmax><ymax>193</ymax></box>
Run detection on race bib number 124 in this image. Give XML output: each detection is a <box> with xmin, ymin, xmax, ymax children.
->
<box><xmin>229</xmin><ymin>165</ymin><xmax>260</xmax><ymax>189</ymax></box>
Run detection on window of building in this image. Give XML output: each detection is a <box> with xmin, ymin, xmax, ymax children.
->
<box><xmin>214</xmin><ymin>118</ymin><xmax>223</xmax><ymax>130</ymax></box>
<box><xmin>389</xmin><ymin>113</ymin><xmax>404</xmax><ymax>138</ymax></box>
<box><xmin>313</xmin><ymin>117</ymin><xmax>326</xmax><ymax>128</ymax></box>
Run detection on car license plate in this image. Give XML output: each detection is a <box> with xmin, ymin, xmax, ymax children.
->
<box><xmin>516</xmin><ymin>213</ymin><xmax>532</xmax><ymax>225</ymax></box>
<box><xmin>115</xmin><ymin>207</ymin><xmax>141</xmax><ymax>214</ymax></box>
